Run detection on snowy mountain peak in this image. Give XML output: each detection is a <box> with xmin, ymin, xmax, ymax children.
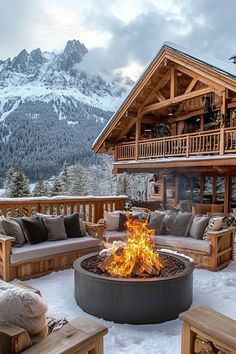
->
<box><xmin>11</xmin><ymin>49</ymin><xmax>29</xmax><ymax>72</ymax></box>
<box><xmin>57</xmin><ymin>39</ymin><xmax>88</xmax><ymax>71</ymax></box>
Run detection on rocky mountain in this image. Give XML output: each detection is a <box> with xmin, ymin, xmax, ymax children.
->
<box><xmin>0</xmin><ymin>40</ymin><xmax>133</xmax><ymax>185</ymax></box>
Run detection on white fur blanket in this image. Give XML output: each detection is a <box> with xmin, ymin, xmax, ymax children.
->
<box><xmin>0</xmin><ymin>280</ymin><xmax>48</xmax><ymax>339</ymax></box>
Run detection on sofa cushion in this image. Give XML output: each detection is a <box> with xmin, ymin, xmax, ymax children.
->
<box><xmin>189</xmin><ymin>215</ymin><xmax>209</xmax><ymax>239</ymax></box>
<box><xmin>203</xmin><ymin>216</ymin><xmax>223</xmax><ymax>240</ymax></box>
<box><xmin>162</xmin><ymin>211</ymin><xmax>178</xmax><ymax>234</ymax></box>
<box><xmin>63</xmin><ymin>213</ymin><xmax>83</xmax><ymax>238</ymax></box>
<box><xmin>173</xmin><ymin>212</ymin><xmax>193</xmax><ymax>237</ymax></box>
<box><xmin>148</xmin><ymin>213</ymin><xmax>165</xmax><ymax>235</ymax></box>
<box><xmin>42</xmin><ymin>216</ymin><xmax>67</xmax><ymax>241</ymax></box>
<box><xmin>0</xmin><ymin>215</ymin><xmax>6</xmax><ymax>235</ymax></box>
<box><xmin>11</xmin><ymin>236</ymin><xmax>100</xmax><ymax>264</ymax></box>
<box><xmin>2</xmin><ymin>218</ymin><xmax>25</xmax><ymax>247</ymax></box>
<box><xmin>104</xmin><ymin>211</ymin><xmax>119</xmax><ymax>231</ymax></box>
<box><xmin>22</xmin><ymin>217</ymin><xmax>47</xmax><ymax>245</ymax></box>
<box><xmin>104</xmin><ymin>230</ymin><xmax>127</xmax><ymax>243</ymax></box>
<box><xmin>154</xmin><ymin>235</ymin><xmax>211</xmax><ymax>254</ymax></box>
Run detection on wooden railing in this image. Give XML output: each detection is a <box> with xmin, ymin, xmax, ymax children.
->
<box><xmin>116</xmin><ymin>126</ymin><xmax>236</xmax><ymax>161</ymax></box>
<box><xmin>0</xmin><ymin>196</ymin><xmax>127</xmax><ymax>223</ymax></box>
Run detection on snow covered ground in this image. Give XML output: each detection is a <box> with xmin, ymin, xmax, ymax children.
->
<box><xmin>26</xmin><ymin>261</ymin><xmax>236</xmax><ymax>354</ymax></box>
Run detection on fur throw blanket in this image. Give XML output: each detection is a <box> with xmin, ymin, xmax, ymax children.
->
<box><xmin>0</xmin><ymin>280</ymin><xmax>48</xmax><ymax>340</ymax></box>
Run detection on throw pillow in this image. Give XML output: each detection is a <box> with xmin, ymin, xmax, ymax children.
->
<box><xmin>63</xmin><ymin>213</ymin><xmax>83</xmax><ymax>238</ymax></box>
<box><xmin>147</xmin><ymin>213</ymin><xmax>165</xmax><ymax>235</ymax></box>
<box><xmin>42</xmin><ymin>217</ymin><xmax>67</xmax><ymax>241</ymax></box>
<box><xmin>203</xmin><ymin>216</ymin><xmax>223</xmax><ymax>240</ymax></box>
<box><xmin>161</xmin><ymin>211</ymin><xmax>178</xmax><ymax>234</ymax></box>
<box><xmin>22</xmin><ymin>217</ymin><xmax>47</xmax><ymax>245</ymax></box>
<box><xmin>0</xmin><ymin>283</ymin><xmax>48</xmax><ymax>341</ymax></box>
<box><xmin>2</xmin><ymin>218</ymin><xmax>25</xmax><ymax>247</ymax></box>
<box><xmin>173</xmin><ymin>212</ymin><xmax>193</xmax><ymax>237</ymax></box>
<box><xmin>104</xmin><ymin>211</ymin><xmax>119</xmax><ymax>231</ymax></box>
<box><xmin>0</xmin><ymin>215</ymin><xmax>6</xmax><ymax>235</ymax></box>
<box><xmin>118</xmin><ymin>212</ymin><xmax>127</xmax><ymax>232</ymax></box>
<box><xmin>189</xmin><ymin>215</ymin><xmax>209</xmax><ymax>239</ymax></box>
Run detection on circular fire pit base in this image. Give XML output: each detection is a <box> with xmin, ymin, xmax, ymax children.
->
<box><xmin>74</xmin><ymin>252</ymin><xmax>194</xmax><ymax>324</ymax></box>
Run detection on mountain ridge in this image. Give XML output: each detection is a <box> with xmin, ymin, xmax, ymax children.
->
<box><xmin>0</xmin><ymin>39</ymin><xmax>133</xmax><ymax>185</ymax></box>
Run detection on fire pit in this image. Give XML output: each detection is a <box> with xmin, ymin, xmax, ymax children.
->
<box><xmin>74</xmin><ymin>217</ymin><xmax>194</xmax><ymax>324</ymax></box>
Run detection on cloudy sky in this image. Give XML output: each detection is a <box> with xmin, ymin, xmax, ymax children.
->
<box><xmin>0</xmin><ymin>0</ymin><xmax>235</xmax><ymax>79</ymax></box>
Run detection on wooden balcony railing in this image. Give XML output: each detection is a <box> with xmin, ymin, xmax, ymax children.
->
<box><xmin>0</xmin><ymin>196</ymin><xmax>127</xmax><ymax>223</ymax></box>
<box><xmin>115</xmin><ymin>126</ymin><xmax>236</xmax><ymax>161</ymax></box>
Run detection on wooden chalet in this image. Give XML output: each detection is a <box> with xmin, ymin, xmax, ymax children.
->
<box><xmin>93</xmin><ymin>42</ymin><xmax>236</xmax><ymax>213</ymax></box>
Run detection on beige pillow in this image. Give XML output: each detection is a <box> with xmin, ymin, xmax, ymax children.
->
<box><xmin>203</xmin><ymin>216</ymin><xmax>223</xmax><ymax>240</ymax></box>
<box><xmin>189</xmin><ymin>216</ymin><xmax>209</xmax><ymax>239</ymax></box>
<box><xmin>104</xmin><ymin>211</ymin><xmax>119</xmax><ymax>231</ymax></box>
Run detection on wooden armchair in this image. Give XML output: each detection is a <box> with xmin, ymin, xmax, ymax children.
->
<box><xmin>0</xmin><ymin>316</ymin><xmax>108</xmax><ymax>354</ymax></box>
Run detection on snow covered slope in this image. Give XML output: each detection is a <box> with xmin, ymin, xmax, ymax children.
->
<box><xmin>0</xmin><ymin>40</ymin><xmax>133</xmax><ymax>183</ymax></box>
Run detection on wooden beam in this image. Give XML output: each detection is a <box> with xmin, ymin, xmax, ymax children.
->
<box><xmin>174</xmin><ymin>63</ymin><xmax>225</xmax><ymax>92</ymax></box>
<box><xmin>185</xmin><ymin>78</ymin><xmax>198</xmax><ymax>93</ymax></box>
<box><xmin>200</xmin><ymin>114</ymin><xmax>204</xmax><ymax>131</ymax></box>
<box><xmin>170</xmin><ymin>67</ymin><xmax>177</xmax><ymax>99</ymax></box>
<box><xmin>142</xmin><ymin>87</ymin><xmax>213</xmax><ymax>114</ymax></box>
<box><xmin>115</xmin><ymin>117</ymin><xmax>137</xmax><ymax>142</ymax></box>
<box><xmin>167</xmin><ymin>108</ymin><xmax>204</xmax><ymax>123</ymax></box>
<box><xmin>221</xmin><ymin>89</ymin><xmax>227</xmax><ymax>126</ymax></box>
<box><xmin>155</xmin><ymin>91</ymin><xmax>166</xmax><ymax>102</ymax></box>
<box><xmin>141</xmin><ymin>70</ymin><xmax>171</xmax><ymax>109</ymax></box>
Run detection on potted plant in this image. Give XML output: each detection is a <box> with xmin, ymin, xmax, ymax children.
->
<box><xmin>153</xmin><ymin>122</ymin><xmax>170</xmax><ymax>138</ymax></box>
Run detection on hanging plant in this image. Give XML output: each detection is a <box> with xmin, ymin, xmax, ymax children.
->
<box><xmin>211</xmin><ymin>112</ymin><xmax>224</xmax><ymax>128</ymax></box>
<box><xmin>153</xmin><ymin>122</ymin><xmax>170</xmax><ymax>138</ymax></box>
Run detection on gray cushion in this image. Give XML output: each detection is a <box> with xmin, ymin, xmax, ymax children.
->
<box><xmin>42</xmin><ymin>217</ymin><xmax>67</xmax><ymax>241</ymax></box>
<box><xmin>2</xmin><ymin>219</ymin><xmax>25</xmax><ymax>247</ymax></box>
<box><xmin>172</xmin><ymin>212</ymin><xmax>193</xmax><ymax>237</ymax></box>
<box><xmin>0</xmin><ymin>215</ymin><xmax>6</xmax><ymax>235</ymax></box>
<box><xmin>162</xmin><ymin>211</ymin><xmax>178</xmax><ymax>233</ymax></box>
<box><xmin>189</xmin><ymin>216</ymin><xmax>209</xmax><ymax>239</ymax></box>
<box><xmin>11</xmin><ymin>236</ymin><xmax>100</xmax><ymax>264</ymax></box>
<box><xmin>148</xmin><ymin>213</ymin><xmax>165</xmax><ymax>235</ymax></box>
<box><xmin>154</xmin><ymin>235</ymin><xmax>211</xmax><ymax>254</ymax></box>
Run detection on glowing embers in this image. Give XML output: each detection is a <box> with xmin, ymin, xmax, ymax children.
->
<box><xmin>99</xmin><ymin>215</ymin><xmax>163</xmax><ymax>277</ymax></box>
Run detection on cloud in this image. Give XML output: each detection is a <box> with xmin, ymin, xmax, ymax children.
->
<box><xmin>1</xmin><ymin>0</ymin><xmax>236</xmax><ymax>80</ymax></box>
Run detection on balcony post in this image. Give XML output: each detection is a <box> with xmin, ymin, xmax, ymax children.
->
<box><xmin>186</xmin><ymin>135</ymin><xmax>190</xmax><ymax>158</ymax></box>
<box><xmin>219</xmin><ymin>126</ymin><xmax>225</xmax><ymax>155</ymax></box>
<box><xmin>135</xmin><ymin>114</ymin><xmax>141</xmax><ymax>160</ymax></box>
<box><xmin>114</xmin><ymin>145</ymin><xmax>118</xmax><ymax>162</ymax></box>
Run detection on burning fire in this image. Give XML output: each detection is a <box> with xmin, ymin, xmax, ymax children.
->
<box><xmin>100</xmin><ymin>215</ymin><xmax>163</xmax><ymax>277</ymax></box>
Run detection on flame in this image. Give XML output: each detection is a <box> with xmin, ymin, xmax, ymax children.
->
<box><xmin>104</xmin><ymin>214</ymin><xmax>163</xmax><ymax>277</ymax></box>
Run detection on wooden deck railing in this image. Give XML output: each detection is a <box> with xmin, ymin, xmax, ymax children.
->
<box><xmin>116</xmin><ymin>126</ymin><xmax>236</xmax><ymax>161</ymax></box>
<box><xmin>0</xmin><ymin>196</ymin><xmax>127</xmax><ymax>223</ymax></box>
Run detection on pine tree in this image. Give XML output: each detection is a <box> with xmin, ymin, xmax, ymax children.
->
<box><xmin>4</xmin><ymin>167</ymin><xmax>16</xmax><ymax>197</ymax></box>
<box><xmin>6</xmin><ymin>169</ymin><xmax>30</xmax><ymax>198</ymax></box>
<box><xmin>50</xmin><ymin>177</ymin><xmax>63</xmax><ymax>196</ymax></box>
<box><xmin>70</xmin><ymin>164</ymin><xmax>88</xmax><ymax>196</ymax></box>
<box><xmin>60</xmin><ymin>161</ymin><xmax>70</xmax><ymax>195</ymax></box>
<box><xmin>33</xmin><ymin>179</ymin><xmax>48</xmax><ymax>197</ymax></box>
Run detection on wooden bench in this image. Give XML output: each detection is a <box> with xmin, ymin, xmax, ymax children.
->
<box><xmin>180</xmin><ymin>306</ymin><xmax>236</xmax><ymax>354</ymax></box>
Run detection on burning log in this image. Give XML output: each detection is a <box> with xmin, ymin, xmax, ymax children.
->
<box><xmin>99</xmin><ymin>247</ymin><xmax>124</xmax><ymax>273</ymax></box>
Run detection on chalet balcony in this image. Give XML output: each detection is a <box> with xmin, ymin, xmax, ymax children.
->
<box><xmin>115</xmin><ymin>126</ymin><xmax>236</xmax><ymax>161</ymax></box>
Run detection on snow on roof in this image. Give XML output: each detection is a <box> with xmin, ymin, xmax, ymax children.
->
<box><xmin>163</xmin><ymin>41</ymin><xmax>236</xmax><ymax>78</ymax></box>
<box><xmin>93</xmin><ymin>42</ymin><xmax>236</xmax><ymax>150</ymax></box>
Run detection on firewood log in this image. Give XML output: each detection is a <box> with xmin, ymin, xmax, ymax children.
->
<box><xmin>99</xmin><ymin>247</ymin><xmax>124</xmax><ymax>272</ymax></box>
<box><xmin>194</xmin><ymin>336</ymin><xmax>217</xmax><ymax>353</ymax></box>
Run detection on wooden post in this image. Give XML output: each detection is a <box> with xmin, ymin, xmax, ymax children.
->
<box><xmin>135</xmin><ymin>116</ymin><xmax>141</xmax><ymax>160</ymax></box>
<box><xmin>1</xmin><ymin>238</ymin><xmax>13</xmax><ymax>281</ymax></box>
<box><xmin>219</xmin><ymin>126</ymin><xmax>225</xmax><ymax>155</ymax></box>
<box><xmin>181</xmin><ymin>322</ymin><xmax>195</xmax><ymax>354</ymax></box>
<box><xmin>221</xmin><ymin>89</ymin><xmax>227</xmax><ymax>126</ymax></box>
<box><xmin>200</xmin><ymin>114</ymin><xmax>204</xmax><ymax>131</ymax></box>
<box><xmin>170</xmin><ymin>67</ymin><xmax>177</xmax><ymax>99</ymax></box>
<box><xmin>186</xmin><ymin>135</ymin><xmax>190</xmax><ymax>157</ymax></box>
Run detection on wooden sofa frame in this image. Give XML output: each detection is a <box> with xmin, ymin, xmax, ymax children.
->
<box><xmin>157</xmin><ymin>228</ymin><xmax>235</xmax><ymax>271</ymax></box>
<box><xmin>0</xmin><ymin>316</ymin><xmax>108</xmax><ymax>354</ymax></box>
<box><xmin>180</xmin><ymin>306</ymin><xmax>236</xmax><ymax>353</ymax></box>
<box><xmin>0</xmin><ymin>222</ymin><xmax>104</xmax><ymax>281</ymax></box>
